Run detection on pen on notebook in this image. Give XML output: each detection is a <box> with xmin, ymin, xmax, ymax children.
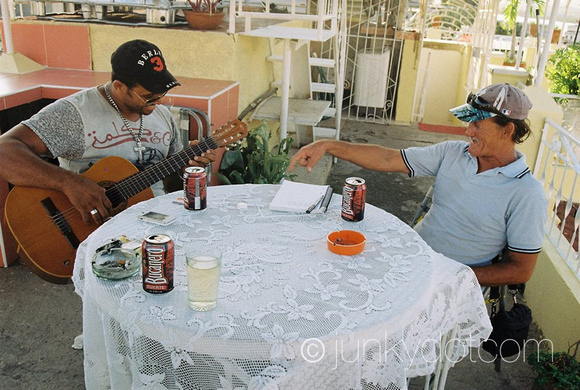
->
<box><xmin>306</xmin><ymin>195</ymin><xmax>325</xmax><ymax>214</ymax></box>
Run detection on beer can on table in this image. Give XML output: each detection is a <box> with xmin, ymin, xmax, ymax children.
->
<box><xmin>341</xmin><ymin>177</ymin><xmax>366</xmax><ymax>222</ymax></box>
<box><xmin>183</xmin><ymin>167</ymin><xmax>207</xmax><ymax>210</ymax></box>
<box><xmin>142</xmin><ymin>234</ymin><xmax>174</xmax><ymax>294</ymax></box>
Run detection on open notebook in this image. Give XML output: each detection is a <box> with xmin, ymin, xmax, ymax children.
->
<box><xmin>269</xmin><ymin>180</ymin><xmax>334</xmax><ymax>214</ymax></box>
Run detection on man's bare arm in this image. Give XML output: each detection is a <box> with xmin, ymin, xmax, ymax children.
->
<box><xmin>0</xmin><ymin>124</ymin><xmax>112</xmax><ymax>224</ymax></box>
<box><xmin>289</xmin><ymin>139</ymin><xmax>410</xmax><ymax>174</ymax></box>
<box><xmin>471</xmin><ymin>251</ymin><xmax>538</xmax><ymax>287</ymax></box>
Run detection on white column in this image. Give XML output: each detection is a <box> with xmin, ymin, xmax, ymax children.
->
<box><xmin>515</xmin><ymin>0</ymin><xmax>532</xmax><ymax>69</ymax></box>
<box><xmin>280</xmin><ymin>38</ymin><xmax>292</xmax><ymax>140</ymax></box>
<box><xmin>535</xmin><ymin>0</ymin><xmax>561</xmax><ymax>86</ymax></box>
<box><xmin>1</xmin><ymin>0</ymin><xmax>14</xmax><ymax>54</ymax></box>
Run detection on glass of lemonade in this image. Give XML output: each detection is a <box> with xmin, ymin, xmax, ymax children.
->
<box><xmin>186</xmin><ymin>248</ymin><xmax>222</xmax><ymax>311</ymax></box>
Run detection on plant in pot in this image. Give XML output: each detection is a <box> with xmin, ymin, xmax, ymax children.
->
<box><xmin>184</xmin><ymin>0</ymin><xmax>224</xmax><ymax>30</ymax></box>
<box><xmin>502</xmin><ymin>53</ymin><xmax>526</xmax><ymax>68</ymax></box>
<box><xmin>528</xmin><ymin>340</ymin><xmax>580</xmax><ymax>390</ymax></box>
<box><xmin>218</xmin><ymin>121</ymin><xmax>296</xmax><ymax>185</ymax></box>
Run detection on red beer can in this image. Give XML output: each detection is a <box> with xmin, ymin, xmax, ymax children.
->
<box><xmin>142</xmin><ymin>234</ymin><xmax>174</xmax><ymax>294</ymax></box>
<box><xmin>341</xmin><ymin>177</ymin><xmax>366</xmax><ymax>222</ymax></box>
<box><xmin>183</xmin><ymin>167</ymin><xmax>207</xmax><ymax>210</ymax></box>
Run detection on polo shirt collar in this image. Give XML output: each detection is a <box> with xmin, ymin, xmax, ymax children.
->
<box><xmin>464</xmin><ymin>147</ymin><xmax>530</xmax><ymax>178</ymax></box>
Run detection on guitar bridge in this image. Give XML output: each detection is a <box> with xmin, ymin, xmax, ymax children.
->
<box><xmin>41</xmin><ymin>198</ymin><xmax>81</xmax><ymax>249</ymax></box>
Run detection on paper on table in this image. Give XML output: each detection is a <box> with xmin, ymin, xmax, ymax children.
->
<box><xmin>269</xmin><ymin>181</ymin><xmax>333</xmax><ymax>214</ymax></box>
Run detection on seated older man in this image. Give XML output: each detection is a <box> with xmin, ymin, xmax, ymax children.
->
<box><xmin>289</xmin><ymin>83</ymin><xmax>547</xmax><ymax>287</ymax></box>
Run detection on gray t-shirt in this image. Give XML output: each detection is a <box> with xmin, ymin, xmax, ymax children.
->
<box><xmin>23</xmin><ymin>87</ymin><xmax>183</xmax><ymax>196</ymax></box>
<box><xmin>402</xmin><ymin>140</ymin><xmax>547</xmax><ymax>266</ymax></box>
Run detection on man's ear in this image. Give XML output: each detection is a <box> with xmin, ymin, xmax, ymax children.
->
<box><xmin>502</xmin><ymin>122</ymin><xmax>515</xmax><ymax>140</ymax></box>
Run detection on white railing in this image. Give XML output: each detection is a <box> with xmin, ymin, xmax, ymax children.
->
<box><xmin>534</xmin><ymin>117</ymin><xmax>580</xmax><ymax>281</ymax></box>
<box><xmin>227</xmin><ymin>0</ymin><xmax>339</xmax><ymax>41</ymax></box>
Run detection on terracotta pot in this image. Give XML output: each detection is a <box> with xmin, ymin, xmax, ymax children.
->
<box><xmin>431</xmin><ymin>16</ymin><xmax>442</xmax><ymax>28</ymax></box>
<box><xmin>530</xmin><ymin>24</ymin><xmax>561</xmax><ymax>44</ymax></box>
<box><xmin>551</xmin><ymin>29</ymin><xmax>561</xmax><ymax>44</ymax></box>
<box><xmin>183</xmin><ymin>10</ymin><xmax>224</xmax><ymax>30</ymax></box>
<box><xmin>502</xmin><ymin>60</ymin><xmax>526</xmax><ymax>68</ymax></box>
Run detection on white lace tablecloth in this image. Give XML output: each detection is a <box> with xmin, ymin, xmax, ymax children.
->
<box><xmin>73</xmin><ymin>184</ymin><xmax>492</xmax><ymax>390</ymax></box>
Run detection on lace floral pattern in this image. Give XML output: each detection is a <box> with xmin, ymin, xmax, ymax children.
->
<box><xmin>73</xmin><ymin>184</ymin><xmax>491</xmax><ymax>389</ymax></box>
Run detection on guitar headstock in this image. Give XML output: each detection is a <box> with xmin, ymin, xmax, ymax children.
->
<box><xmin>212</xmin><ymin>119</ymin><xmax>248</xmax><ymax>148</ymax></box>
<box><xmin>224</xmin><ymin>140</ymin><xmax>243</xmax><ymax>152</ymax></box>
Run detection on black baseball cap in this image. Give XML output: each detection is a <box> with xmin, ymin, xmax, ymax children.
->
<box><xmin>111</xmin><ymin>40</ymin><xmax>180</xmax><ymax>94</ymax></box>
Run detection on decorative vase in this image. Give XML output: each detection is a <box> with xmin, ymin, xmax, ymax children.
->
<box><xmin>183</xmin><ymin>10</ymin><xmax>224</xmax><ymax>30</ymax></box>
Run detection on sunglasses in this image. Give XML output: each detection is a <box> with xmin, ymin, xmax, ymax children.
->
<box><xmin>467</xmin><ymin>93</ymin><xmax>505</xmax><ymax>117</ymax></box>
<box><xmin>129</xmin><ymin>88</ymin><xmax>167</xmax><ymax>105</ymax></box>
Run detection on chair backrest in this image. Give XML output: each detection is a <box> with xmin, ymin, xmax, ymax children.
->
<box><xmin>409</xmin><ymin>185</ymin><xmax>434</xmax><ymax>228</ymax></box>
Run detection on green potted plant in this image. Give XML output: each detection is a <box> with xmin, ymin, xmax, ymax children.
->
<box><xmin>528</xmin><ymin>340</ymin><xmax>580</xmax><ymax>390</ymax></box>
<box><xmin>218</xmin><ymin>121</ymin><xmax>296</xmax><ymax>185</ymax></box>
<box><xmin>183</xmin><ymin>0</ymin><xmax>224</xmax><ymax>30</ymax></box>
<box><xmin>502</xmin><ymin>53</ymin><xmax>526</xmax><ymax>68</ymax></box>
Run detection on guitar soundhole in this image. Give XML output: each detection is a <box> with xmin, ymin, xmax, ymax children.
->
<box><xmin>112</xmin><ymin>203</ymin><xmax>128</xmax><ymax>215</ymax></box>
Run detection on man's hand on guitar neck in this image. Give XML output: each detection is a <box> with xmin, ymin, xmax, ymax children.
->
<box><xmin>62</xmin><ymin>174</ymin><xmax>113</xmax><ymax>225</ymax></box>
<box><xmin>187</xmin><ymin>140</ymin><xmax>216</xmax><ymax>168</ymax></box>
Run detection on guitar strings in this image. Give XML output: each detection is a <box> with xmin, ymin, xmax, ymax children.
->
<box><xmin>47</xmin><ymin>127</ymin><xmax>239</xmax><ymax>228</ymax></box>
<box><xmin>106</xmin><ymin>138</ymin><xmax>218</xmax><ymax>204</ymax></box>
<box><xmin>50</xmin><ymin>142</ymin><xmax>211</xmax><ymax>224</ymax></box>
<box><xmin>39</xmin><ymin>123</ymin><xmax>243</xmax><ymax>246</ymax></box>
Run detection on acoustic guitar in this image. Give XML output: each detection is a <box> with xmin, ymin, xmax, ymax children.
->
<box><xmin>4</xmin><ymin>119</ymin><xmax>247</xmax><ymax>284</ymax></box>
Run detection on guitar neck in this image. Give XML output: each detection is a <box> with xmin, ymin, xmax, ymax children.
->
<box><xmin>106</xmin><ymin>137</ymin><xmax>219</xmax><ymax>201</ymax></box>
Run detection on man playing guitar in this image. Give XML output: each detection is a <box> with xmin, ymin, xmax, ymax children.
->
<box><xmin>0</xmin><ymin>39</ymin><xmax>215</xmax><ymax>224</ymax></box>
<box><xmin>0</xmin><ymin>40</ymin><xmax>227</xmax><ymax>283</ymax></box>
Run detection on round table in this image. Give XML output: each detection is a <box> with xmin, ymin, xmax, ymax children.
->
<box><xmin>73</xmin><ymin>184</ymin><xmax>491</xmax><ymax>389</ymax></box>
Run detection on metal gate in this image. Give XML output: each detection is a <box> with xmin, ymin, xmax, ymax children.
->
<box><xmin>340</xmin><ymin>0</ymin><xmax>407</xmax><ymax>124</ymax></box>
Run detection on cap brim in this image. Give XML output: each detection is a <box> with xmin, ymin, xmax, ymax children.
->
<box><xmin>140</xmin><ymin>71</ymin><xmax>181</xmax><ymax>94</ymax></box>
<box><xmin>450</xmin><ymin>103</ymin><xmax>495</xmax><ymax>123</ymax></box>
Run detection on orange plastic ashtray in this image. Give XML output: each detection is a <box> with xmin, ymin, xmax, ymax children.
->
<box><xmin>327</xmin><ymin>230</ymin><xmax>366</xmax><ymax>256</ymax></box>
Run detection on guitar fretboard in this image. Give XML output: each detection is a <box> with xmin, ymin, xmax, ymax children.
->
<box><xmin>105</xmin><ymin>137</ymin><xmax>219</xmax><ymax>205</ymax></box>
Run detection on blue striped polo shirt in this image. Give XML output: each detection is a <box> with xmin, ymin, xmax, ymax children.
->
<box><xmin>402</xmin><ymin>140</ymin><xmax>547</xmax><ymax>266</ymax></box>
